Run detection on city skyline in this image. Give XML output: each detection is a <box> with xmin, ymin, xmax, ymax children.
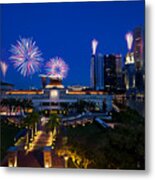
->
<box><xmin>0</xmin><ymin>1</ymin><xmax>144</xmax><ymax>89</ymax></box>
<box><xmin>0</xmin><ymin>1</ymin><xmax>145</xmax><ymax>170</ymax></box>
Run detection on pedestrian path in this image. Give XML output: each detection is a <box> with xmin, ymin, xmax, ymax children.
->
<box><xmin>28</xmin><ymin>131</ymin><xmax>53</xmax><ymax>152</ymax></box>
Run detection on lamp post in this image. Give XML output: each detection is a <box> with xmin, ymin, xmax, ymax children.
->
<box><xmin>64</xmin><ymin>155</ymin><xmax>69</xmax><ymax>168</ymax></box>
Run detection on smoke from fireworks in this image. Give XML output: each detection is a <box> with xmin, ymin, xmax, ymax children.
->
<box><xmin>45</xmin><ymin>57</ymin><xmax>69</xmax><ymax>79</ymax></box>
<box><xmin>10</xmin><ymin>37</ymin><xmax>43</xmax><ymax>77</ymax></box>
<box><xmin>125</xmin><ymin>32</ymin><xmax>133</xmax><ymax>51</ymax></box>
<box><xmin>92</xmin><ymin>39</ymin><xmax>98</xmax><ymax>55</ymax></box>
<box><xmin>0</xmin><ymin>61</ymin><xmax>8</xmax><ymax>77</ymax></box>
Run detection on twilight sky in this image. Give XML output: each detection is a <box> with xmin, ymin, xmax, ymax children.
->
<box><xmin>0</xmin><ymin>1</ymin><xmax>144</xmax><ymax>89</ymax></box>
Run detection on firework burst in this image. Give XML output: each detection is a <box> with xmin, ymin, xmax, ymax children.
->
<box><xmin>45</xmin><ymin>57</ymin><xmax>69</xmax><ymax>79</ymax></box>
<box><xmin>0</xmin><ymin>61</ymin><xmax>8</xmax><ymax>77</ymax></box>
<box><xmin>10</xmin><ymin>37</ymin><xmax>43</xmax><ymax>77</ymax></box>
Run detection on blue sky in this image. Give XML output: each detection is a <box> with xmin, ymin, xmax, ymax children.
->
<box><xmin>0</xmin><ymin>1</ymin><xmax>145</xmax><ymax>89</ymax></box>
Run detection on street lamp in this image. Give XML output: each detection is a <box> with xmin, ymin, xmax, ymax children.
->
<box><xmin>64</xmin><ymin>155</ymin><xmax>69</xmax><ymax>168</ymax></box>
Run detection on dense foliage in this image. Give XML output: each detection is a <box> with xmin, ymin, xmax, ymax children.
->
<box><xmin>65</xmin><ymin>108</ymin><xmax>145</xmax><ymax>169</ymax></box>
<box><xmin>0</xmin><ymin>121</ymin><xmax>21</xmax><ymax>162</ymax></box>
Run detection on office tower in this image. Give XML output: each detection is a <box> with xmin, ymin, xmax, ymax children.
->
<box><xmin>90</xmin><ymin>54</ymin><xmax>96</xmax><ymax>89</ymax></box>
<box><xmin>104</xmin><ymin>54</ymin><xmax>116</xmax><ymax>92</ymax></box>
<box><xmin>90</xmin><ymin>39</ymin><xmax>98</xmax><ymax>90</ymax></box>
<box><xmin>133</xmin><ymin>27</ymin><xmax>144</xmax><ymax>70</ymax></box>
<box><xmin>90</xmin><ymin>53</ymin><xmax>104</xmax><ymax>90</ymax></box>
<box><xmin>124</xmin><ymin>53</ymin><xmax>136</xmax><ymax>91</ymax></box>
<box><xmin>115</xmin><ymin>54</ymin><xmax>122</xmax><ymax>74</ymax></box>
<box><xmin>133</xmin><ymin>27</ymin><xmax>145</xmax><ymax>92</ymax></box>
<box><xmin>96</xmin><ymin>53</ymin><xmax>104</xmax><ymax>90</ymax></box>
<box><xmin>115</xmin><ymin>54</ymin><xmax>123</xmax><ymax>91</ymax></box>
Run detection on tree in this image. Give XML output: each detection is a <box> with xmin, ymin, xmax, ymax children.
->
<box><xmin>1</xmin><ymin>98</ymin><xmax>15</xmax><ymax>115</ymax></box>
<box><xmin>21</xmin><ymin>99</ymin><xmax>33</xmax><ymax>114</ymax></box>
<box><xmin>23</xmin><ymin>111</ymin><xmax>39</xmax><ymax>148</ymax></box>
<box><xmin>45</xmin><ymin>114</ymin><xmax>61</xmax><ymax>143</ymax></box>
<box><xmin>64</xmin><ymin>108</ymin><xmax>145</xmax><ymax>169</ymax></box>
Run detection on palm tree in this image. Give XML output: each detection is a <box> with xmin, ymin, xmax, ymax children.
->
<box><xmin>45</xmin><ymin>114</ymin><xmax>61</xmax><ymax>143</ymax></box>
<box><xmin>1</xmin><ymin>98</ymin><xmax>14</xmax><ymax>115</ymax></box>
<box><xmin>30</xmin><ymin>111</ymin><xmax>39</xmax><ymax>136</ymax></box>
<box><xmin>21</xmin><ymin>99</ymin><xmax>33</xmax><ymax>114</ymax></box>
<box><xmin>1</xmin><ymin>99</ymin><xmax>9</xmax><ymax>115</ymax></box>
<box><xmin>23</xmin><ymin>111</ymin><xmax>39</xmax><ymax>148</ymax></box>
<box><xmin>23</xmin><ymin>115</ymin><xmax>32</xmax><ymax>148</ymax></box>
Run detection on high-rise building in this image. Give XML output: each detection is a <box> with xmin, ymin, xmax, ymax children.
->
<box><xmin>96</xmin><ymin>53</ymin><xmax>104</xmax><ymax>90</ymax></box>
<box><xmin>104</xmin><ymin>54</ymin><xmax>116</xmax><ymax>92</ymax></box>
<box><xmin>90</xmin><ymin>54</ymin><xmax>96</xmax><ymax>89</ymax></box>
<box><xmin>133</xmin><ymin>27</ymin><xmax>144</xmax><ymax>70</ymax></box>
<box><xmin>115</xmin><ymin>54</ymin><xmax>124</xmax><ymax>91</ymax></box>
<box><xmin>124</xmin><ymin>52</ymin><xmax>136</xmax><ymax>91</ymax></box>
<box><xmin>133</xmin><ymin>27</ymin><xmax>145</xmax><ymax>92</ymax></box>
<box><xmin>90</xmin><ymin>39</ymin><xmax>104</xmax><ymax>90</ymax></box>
<box><xmin>90</xmin><ymin>39</ymin><xmax>98</xmax><ymax>89</ymax></box>
<box><xmin>90</xmin><ymin>53</ymin><xmax>104</xmax><ymax>90</ymax></box>
<box><xmin>115</xmin><ymin>54</ymin><xmax>122</xmax><ymax>74</ymax></box>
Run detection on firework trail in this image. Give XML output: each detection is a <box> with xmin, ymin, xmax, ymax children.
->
<box><xmin>0</xmin><ymin>61</ymin><xmax>8</xmax><ymax>77</ymax></box>
<box><xmin>45</xmin><ymin>57</ymin><xmax>69</xmax><ymax>79</ymax></box>
<box><xmin>92</xmin><ymin>39</ymin><xmax>98</xmax><ymax>55</ymax></box>
<box><xmin>10</xmin><ymin>37</ymin><xmax>43</xmax><ymax>77</ymax></box>
<box><xmin>125</xmin><ymin>32</ymin><xmax>133</xmax><ymax>51</ymax></box>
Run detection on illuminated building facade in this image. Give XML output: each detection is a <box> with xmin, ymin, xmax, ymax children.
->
<box><xmin>124</xmin><ymin>53</ymin><xmax>136</xmax><ymax>91</ymax></box>
<box><xmin>4</xmin><ymin>77</ymin><xmax>112</xmax><ymax>114</ymax></box>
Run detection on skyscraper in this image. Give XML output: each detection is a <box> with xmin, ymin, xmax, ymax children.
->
<box><xmin>133</xmin><ymin>27</ymin><xmax>144</xmax><ymax>70</ymax></box>
<box><xmin>125</xmin><ymin>31</ymin><xmax>136</xmax><ymax>93</ymax></box>
<box><xmin>104</xmin><ymin>54</ymin><xmax>116</xmax><ymax>92</ymax></box>
<box><xmin>115</xmin><ymin>54</ymin><xmax>122</xmax><ymax>74</ymax></box>
<box><xmin>124</xmin><ymin>53</ymin><xmax>136</xmax><ymax>91</ymax></box>
<box><xmin>96</xmin><ymin>53</ymin><xmax>104</xmax><ymax>90</ymax></box>
<box><xmin>90</xmin><ymin>40</ymin><xmax>104</xmax><ymax>90</ymax></box>
<box><xmin>133</xmin><ymin>27</ymin><xmax>145</xmax><ymax>92</ymax></box>
<box><xmin>90</xmin><ymin>54</ymin><xmax>96</xmax><ymax>89</ymax></box>
<box><xmin>115</xmin><ymin>54</ymin><xmax>123</xmax><ymax>91</ymax></box>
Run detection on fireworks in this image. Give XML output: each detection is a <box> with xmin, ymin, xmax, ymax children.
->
<box><xmin>10</xmin><ymin>37</ymin><xmax>43</xmax><ymax>77</ymax></box>
<box><xmin>0</xmin><ymin>61</ymin><xmax>8</xmax><ymax>77</ymax></box>
<box><xmin>45</xmin><ymin>57</ymin><xmax>69</xmax><ymax>79</ymax></box>
<box><xmin>92</xmin><ymin>39</ymin><xmax>98</xmax><ymax>55</ymax></box>
<box><xmin>125</xmin><ymin>32</ymin><xmax>133</xmax><ymax>51</ymax></box>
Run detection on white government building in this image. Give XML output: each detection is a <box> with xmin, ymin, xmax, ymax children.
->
<box><xmin>5</xmin><ymin>77</ymin><xmax>112</xmax><ymax>114</ymax></box>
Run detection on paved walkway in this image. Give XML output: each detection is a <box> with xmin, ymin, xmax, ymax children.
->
<box><xmin>28</xmin><ymin>131</ymin><xmax>53</xmax><ymax>152</ymax></box>
<box><xmin>2</xmin><ymin>127</ymin><xmax>66</xmax><ymax>168</ymax></box>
